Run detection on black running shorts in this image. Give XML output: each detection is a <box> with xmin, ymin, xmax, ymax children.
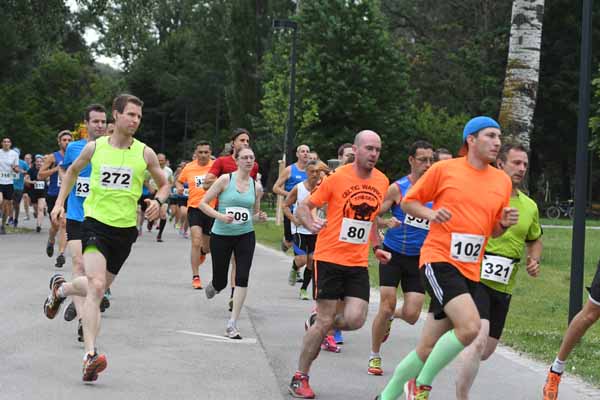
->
<box><xmin>187</xmin><ymin>206</ymin><xmax>214</xmax><ymax>234</ymax></box>
<box><xmin>379</xmin><ymin>245</ymin><xmax>425</xmax><ymax>294</ymax></box>
<box><xmin>473</xmin><ymin>282</ymin><xmax>511</xmax><ymax>339</ymax></box>
<box><xmin>0</xmin><ymin>184</ymin><xmax>14</xmax><ymax>201</ymax></box>
<box><xmin>66</xmin><ymin>219</ymin><xmax>83</xmax><ymax>241</ymax></box>
<box><xmin>313</xmin><ymin>260</ymin><xmax>370</xmax><ymax>302</ymax></box>
<box><xmin>587</xmin><ymin>260</ymin><xmax>600</xmax><ymax>306</ymax></box>
<box><xmin>82</xmin><ymin>217</ymin><xmax>138</xmax><ymax>276</ymax></box>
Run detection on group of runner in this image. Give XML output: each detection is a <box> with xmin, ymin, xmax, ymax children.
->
<box><xmin>2</xmin><ymin>100</ymin><xmax>599</xmax><ymax>399</ymax></box>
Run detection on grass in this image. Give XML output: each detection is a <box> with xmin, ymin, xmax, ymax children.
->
<box><xmin>254</xmin><ymin>221</ymin><xmax>600</xmax><ymax>386</ymax></box>
<box><xmin>4</xmin><ymin>226</ymin><xmax>33</xmax><ymax>234</ymax></box>
<box><xmin>540</xmin><ymin>217</ymin><xmax>600</xmax><ymax>227</ymax></box>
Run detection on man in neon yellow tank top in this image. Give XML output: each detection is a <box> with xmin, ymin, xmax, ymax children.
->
<box><xmin>44</xmin><ymin>94</ymin><xmax>170</xmax><ymax>382</ymax></box>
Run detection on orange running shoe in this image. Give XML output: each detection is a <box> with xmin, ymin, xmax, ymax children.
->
<box><xmin>192</xmin><ymin>276</ymin><xmax>203</xmax><ymax>289</ymax></box>
<box><xmin>543</xmin><ymin>369</ymin><xmax>562</xmax><ymax>400</ymax></box>
<box><xmin>82</xmin><ymin>351</ymin><xmax>107</xmax><ymax>382</ymax></box>
<box><xmin>320</xmin><ymin>335</ymin><xmax>341</xmax><ymax>353</ymax></box>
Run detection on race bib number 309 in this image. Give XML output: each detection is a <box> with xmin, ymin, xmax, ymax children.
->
<box><xmin>225</xmin><ymin>207</ymin><xmax>250</xmax><ymax>225</ymax></box>
<box><xmin>100</xmin><ymin>166</ymin><xmax>132</xmax><ymax>190</ymax></box>
<box><xmin>339</xmin><ymin>218</ymin><xmax>372</xmax><ymax>244</ymax></box>
<box><xmin>450</xmin><ymin>233</ymin><xmax>484</xmax><ymax>263</ymax></box>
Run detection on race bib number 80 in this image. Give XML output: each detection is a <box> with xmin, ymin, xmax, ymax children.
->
<box><xmin>100</xmin><ymin>166</ymin><xmax>132</xmax><ymax>190</ymax></box>
<box><xmin>225</xmin><ymin>207</ymin><xmax>250</xmax><ymax>225</ymax></box>
<box><xmin>339</xmin><ymin>218</ymin><xmax>372</xmax><ymax>244</ymax></box>
<box><xmin>450</xmin><ymin>233</ymin><xmax>484</xmax><ymax>263</ymax></box>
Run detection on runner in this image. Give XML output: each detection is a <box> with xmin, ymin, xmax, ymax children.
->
<box><xmin>12</xmin><ymin>149</ymin><xmax>30</xmax><ymax>227</ymax></box>
<box><xmin>147</xmin><ymin>152</ymin><xmax>173</xmax><ymax>242</ymax></box>
<box><xmin>288</xmin><ymin>130</ymin><xmax>390</xmax><ymax>399</ymax></box>
<box><xmin>434</xmin><ymin>148</ymin><xmax>453</xmax><ymax>162</ymax></box>
<box><xmin>273</xmin><ymin>144</ymin><xmax>310</xmax><ymax>253</ymax></box>
<box><xmin>176</xmin><ymin>141</ymin><xmax>215</xmax><ymax>289</ymax></box>
<box><xmin>0</xmin><ymin>137</ymin><xmax>19</xmax><ymax>234</ymax></box>
<box><xmin>375</xmin><ymin>116</ymin><xmax>517</xmax><ymax>400</ymax></box>
<box><xmin>455</xmin><ymin>142</ymin><xmax>543</xmax><ymax>399</ymax></box>
<box><xmin>368</xmin><ymin>140</ymin><xmax>434</xmax><ymax>376</ymax></box>
<box><xmin>308</xmin><ymin>151</ymin><xmax>319</xmax><ymax>162</ymax></box>
<box><xmin>39</xmin><ymin>130</ymin><xmax>73</xmax><ymax>267</ymax></box>
<box><xmin>60</xmin><ymin>104</ymin><xmax>108</xmax><ymax>341</ymax></box>
<box><xmin>203</xmin><ymin>128</ymin><xmax>259</xmax><ymax>311</ymax></box>
<box><xmin>22</xmin><ymin>153</ymin><xmax>33</xmax><ymax>221</ymax></box>
<box><xmin>337</xmin><ymin>142</ymin><xmax>355</xmax><ymax>166</ymax></box>
<box><xmin>24</xmin><ymin>155</ymin><xmax>47</xmax><ymax>233</ymax></box>
<box><xmin>282</xmin><ymin>160</ymin><xmax>322</xmax><ymax>300</ymax></box>
<box><xmin>200</xmin><ymin>147</ymin><xmax>267</xmax><ymax>339</ymax></box>
<box><xmin>43</xmin><ymin>94</ymin><xmax>169</xmax><ymax>382</ymax></box>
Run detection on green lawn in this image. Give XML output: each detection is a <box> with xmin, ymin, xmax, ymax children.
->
<box><xmin>540</xmin><ymin>217</ymin><xmax>600</xmax><ymax>227</ymax></box>
<box><xmin>254</xmin><ymin>222</ymin><xmax>600</xmax><ymax>385</ymax></box>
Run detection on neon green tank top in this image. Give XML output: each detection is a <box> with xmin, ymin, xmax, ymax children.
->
<box><xmin>84</xmin><ymin>136</ymin><xmax>147</xmax><ymax>227</ymax></box>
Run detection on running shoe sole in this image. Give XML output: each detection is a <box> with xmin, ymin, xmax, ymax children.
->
<box><xmin>82</xmin><ymin>354</ymin><xmax>107</xmax><ymax>382</ymax></box>
<box><xmin>64</xmin><ymin>301</ymin><xmax>77</xmax><ymax>322</ymax></box>
<box><xmin>43</xmin><ymin>273</ymin><xmax>66</xmax><ymax>319</ymax></box>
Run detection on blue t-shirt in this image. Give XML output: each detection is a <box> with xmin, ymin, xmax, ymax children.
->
<box><xmin>383</xmin><ymin>176</ymin><xmax>433</xmax><ymax>256</ymax></box>
<box><xmin>63</xmin><ymin>139</ymin><xmax>90</xmax><ymax>222</ymax></box>
<box><xmin>13</xmin><ymin>160</ymin><xmax>29</xmax><ymax>191</ymax></box>
<box><xmin>47</xmin><ymin>151</ymin><xmax>64</xmax><ymax>196</ymax></box>
<box><xmin>284</xmin><ymin>163</ymin><xmax>307</xmax><ymax>192</ymax></box>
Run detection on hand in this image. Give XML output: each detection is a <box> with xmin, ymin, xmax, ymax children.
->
<box><xmin>385</xmin><ymin>217</ymin><xmax>401</xmax><ymax>229</ymax></box>
<box><xmin>144</xmin><ymin>198</ymin><xmax>160</xmax><ymax>221</ymax></box>
<box><xmin>219</xmin><ymin>213</ymin><xmax>234</xmax><ymax>224</ymax></box>
<box><xmin>501</xmin><ymin>207</ymin><xmax>519</xmax><ymax>228</ymax></box>
<box><xmin>255</xmin><ymin>211</ymin><xmax>268</xmax><ymax>222</ymax></box>
<box><xmin>526</xmin><ymin>256</ymin><xmax>540</xmax><ymax>277</ymax></box>
<box><xmin>375</xmin><ymin>248</ymin><xmax>392</xmax><ymax>264</ymax></box>
<box><xmin>309</xmin><ymin>217</ymin><xmax>327</xmax><ymax>234</ymax></box>
<box><xmin>51</xmin><ymin>205</ymin><xmax>64</xmax><ymax>221</ymax></box>
<box><xmin>430</xmin><ymin>208</ymin><xmax>451</xmax><ymax>223</ymax></box>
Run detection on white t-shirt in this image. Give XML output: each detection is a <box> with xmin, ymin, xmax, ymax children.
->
<box><xmin>148</xmin><ymin>166</ymin><xmax>174</xmax><ymax>190</ymax></box>
<box><xmin>293</xmin><ymin>181</ymin><xmax>313</xmax><ymax>235</ymax></box>
<box><xmin>0</xmin><ymin>149</ymin><xmax>18</xmax><ymax>185</ymax></box>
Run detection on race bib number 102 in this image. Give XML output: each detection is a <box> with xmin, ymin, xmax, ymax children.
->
<box><xmin>450</xmin><ymin>233</ymin><xmax>484</xmax><ymax>263</ymax></box>
<box><xmin>339</xmin><ymin>218</ymin><xmax>372</xmax><ymax>244</ymax></box>
<box><xmin>100</xmin><ymin>166</ymin><xmax>133</xmax><ymax>190</ymax></box>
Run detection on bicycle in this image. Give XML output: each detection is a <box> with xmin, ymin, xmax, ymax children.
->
<box><xmin>545</xmin><ymin>200</ymin><xmax>574</xmax><ymax>220</ymax></box>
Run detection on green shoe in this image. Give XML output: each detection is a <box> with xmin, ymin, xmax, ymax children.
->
<box><xmin>288</xmin><ymin>268</ymin><xmax>298</xmax><ymax>286</ymax></box>
<box><xmin>299</xmin><ymin>288</ymin><xmax>310</xmax><ymax>300</ymax></box>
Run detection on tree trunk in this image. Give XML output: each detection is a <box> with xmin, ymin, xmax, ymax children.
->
<box><xmin>498</xmin><ymin>0</ymin><xmax>545</xmax><ymax>150</ymax></box>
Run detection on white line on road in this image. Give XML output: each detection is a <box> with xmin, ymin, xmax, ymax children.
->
<box><xmin>176</xmin><ymin>330</ymin><xmax>258</xmax><ymax>344</ymax></box>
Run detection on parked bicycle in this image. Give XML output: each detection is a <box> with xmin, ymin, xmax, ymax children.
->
<box><xmin>545</xmin><ymin>199</ymin><xmax>574</xmax><ymax>219</ymax></box>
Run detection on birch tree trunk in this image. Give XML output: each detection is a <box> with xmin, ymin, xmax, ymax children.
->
<box><xmin>498</xmin><ymin>0</ymin><xmax>545</xmax><ymax>150</ymax></box>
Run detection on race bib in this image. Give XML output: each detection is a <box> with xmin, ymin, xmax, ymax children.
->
<box><xmin>183</xmin><ymin>188</ymin><xmax>189</xmax><ymax>197</ymax></box>
<box><xmin>194</xmin><ymin>175</ymin><xmax>205</xmax><ymax>188</ymax></box>
<box><xmin>75</xmin><ymin>177</ymin><xmax>90</xmax><ymax>198</ymax></box>
<box><xmin>100</xmin><ymin>166</ymin><xmax>132</xmax><ymax>190</ymax></box>
<box><xmin>34</xmin><ymin>180</ymin><xmax>45</xmax><ymax>190</ymax></box>
<box><xmin>225</xmin><ymin>207</ymin><xmax>251</xmax><ymax>225</ymax></box>
<box><xmin>339</xmin><ymin>218</ymin><xmax>372</xmax><ymax>244</ymax></box>
<box><xmin>404</xmin><ymin>214</ymin><xmax>430</xmax><ymax>230</ymax></box>
<box><xmin>450</xmin><ymin>233</ymin><xmax>484</xmax><ymax>262</ymax></box>
<box><xmin>57</xmin><ymin>174</ymin><xmax>62</xmax><ymax>187</ymax></box>
<box><xmin>0</xmin><ymin>171</ymin><xmax>12</xmax><ymax>179</ymax></box>
<box><xmin>481</xmin><ymin>254</ymin><xmax>515</xmax><ymax>285</ymax></box>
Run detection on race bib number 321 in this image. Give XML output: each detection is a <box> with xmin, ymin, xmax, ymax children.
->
<box><xmin>481</xmin><ymin>255</ymin><xmax>515</xmax><ymax>285</ymax></box>
<box><xmin>339</xmin><ymin>218</ymin><xmax>372</xmax><ymax>244</ymax></box>
<box><xmin>450</xmin><ymin>233</ymin><xmax>484</xmax><ymax>263</ymax></box>
<box><xmin>100</xmin><ymin>166</ymin><xmax>132</xmax><ymax>190</ymax></box>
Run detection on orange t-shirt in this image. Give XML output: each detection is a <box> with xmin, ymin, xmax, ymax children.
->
<box><xmin>403</xmin><ymin>157</ymin><xmax>512</xmax><ymax>281</ymax></box>
<box><xmin>177</xmin><ymin>160</ymin><xmax>216</xmax><ymax>208</ymax></box>
<box><xmin>310</xmin><ymin>164</ymin><xmax>389</xmax><ymax>267</ymax></box>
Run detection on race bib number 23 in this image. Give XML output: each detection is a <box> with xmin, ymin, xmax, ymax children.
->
<box><xmin>100</xmin><ymin>166</ymin><xmax>132</xmax><ymax>190</ymax></box>
<box><xmin>339</xmin><ymin>218</ymin><xmax>372</xmax><ymax>244</ymax></box>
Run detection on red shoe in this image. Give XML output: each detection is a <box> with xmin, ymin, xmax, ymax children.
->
<box><xmin>404</xmin><ymin>378</ymin><xmax>431</xmax><ymax>399</ymax></box>
<box><xmin>192</xmin><ymin>276</ymin><xmax>203</xmax><ymax>289</ymax></box>
<box><xmin>543</xmin><ymin>369</ymin><xmax>562</xmax><ymax>400</ymax></box>
<box><xmin>82</xmin><ymin>351</ymin><xmax>107</xmax><ymax>382</ymax></box>
<box><xmin>289</xmin><ymin>372</ymin><xmax>315</xmax><ymax>398</ymax></box>
<box><xmin>320</xmin><ymin>335</ymin><xmax>341</xmax><ymax>353</ymax></box>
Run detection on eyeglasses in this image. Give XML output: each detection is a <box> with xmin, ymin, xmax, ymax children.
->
<box><xmin>415</xmin><ymin>157</ymin><xmax>434</xmax><ymax>163</ymax></box>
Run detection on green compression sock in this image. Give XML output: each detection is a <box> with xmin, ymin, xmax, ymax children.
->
<box><xmin>380</xmin><ymin>350</ymin><xmax>424</xmax><ymax>400</ymax></box>
<box><xmin>416</xmin><ymin>329</ymin><xmax>464</xmax><ymax>387</ymax></box>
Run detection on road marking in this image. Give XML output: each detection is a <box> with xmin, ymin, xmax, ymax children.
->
<box><xmin>176</xmin><ymin>330</ymin><xmax>257</xmax><ymax>344</ymax></box>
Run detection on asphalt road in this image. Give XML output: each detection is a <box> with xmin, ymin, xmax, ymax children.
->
<box><xmin>1</xmin><ymin>217</ymin><xmax>598</xmax><ymax>400</ymax></box>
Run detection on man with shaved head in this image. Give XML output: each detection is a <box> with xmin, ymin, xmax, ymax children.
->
<box><xmin>288</xmin><ymin>130</ymin><xmax>391</xmax><ymax>398</ymax></box>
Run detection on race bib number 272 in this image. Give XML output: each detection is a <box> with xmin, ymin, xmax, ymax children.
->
<box><xmin>100</xmin><ymin>166</ymin><xmax>132</xmax><ymax>190</ymax></box>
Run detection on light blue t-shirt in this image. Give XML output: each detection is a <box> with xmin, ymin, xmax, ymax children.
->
<box><xmin>13</xmin><ymin>160</ymin><xmax>29</xmax><ymax>191</ymax></box>
<box><xmin>211</xmin><ymin>173</ymin><xmax>255</xmax><ymax>236</ymax></box>
<box><xmin>63</xmin><ymin>139</ymin><xmax>90</xmax><ymax>222</ymax></box>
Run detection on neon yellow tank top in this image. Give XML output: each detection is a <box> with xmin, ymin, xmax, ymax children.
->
<box><xmin>84</xmin><ymin>136</ymin><xmax>147</xmax><ymax>227</ymax></box>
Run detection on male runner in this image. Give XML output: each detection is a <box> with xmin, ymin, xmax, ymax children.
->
<box><xmin>368</xmin><ymin>140</ymin><xmax>434</xmax><ymax>376</ymax></box>
<box><xmin>12</xmin><ymin>150</ymin><xmax>30</xmax><ymax>227</ymax></box>
<box><xmin>39</xmin><ymin>130</ymin><xmax>73</xmax><ymax>267</ymax></box>
<box><xmin>148</xmin><ymin>152</ymin><xmax>173</xmax><ymax>242</ymax></box>
<box><xmin>273</xmin><ymin>144</ymin><xmax>310</xmax><ymax>253</ymax></box>
<box><xmin>288</xmin><ymin>130</ymin><xmax>391</xmax><ymax>398</ymax></box>
<box><xmin>0</xmin><ymin>137</ymin><xmax>19</xmax><ymax>234</ymax></box>
<box><xmin>376</xmin><ymin>116</ymin><xmax>517</xmax><ymax>400</ymax></box>
<box><xmin>43</xmin><ymin>94</ymin><xmax>169</xmax><ymax>382</ymax></box>
<box><xmin>434</xmin><ymin>148</ymin><xmax>452</xmax><ymax>162</ymax></box>
<box><xmin>337</xmin><ymin>143</ymin><xmax>355</xmax><ymax>166</ymax></box>
<box><xmin>22</xmin><ymin>153</ymin><xmax>33</xmax><ymax>220</ymax></box>
<box><xmin>176</xmin><ymin>141</ymin><xmax>215</xmax><ymax>289</ymax></box>
<box><xmin>455</xmin><ymin>143</ymin><xmax>543</xmax><ymax>399</ymax></box>
<box><xmin>60</xmin><ymin>104</ymin><xmax>107</xmax><ymax>341</ymax></box>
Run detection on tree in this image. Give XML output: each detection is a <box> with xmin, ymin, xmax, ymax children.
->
<box><xmin>498</xmin><ymin>0</ymin><xmax>545</xmax><ymax>149</ymax></box>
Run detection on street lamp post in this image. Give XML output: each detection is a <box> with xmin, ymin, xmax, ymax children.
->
<box><xmin>273</xmin><ymin>19</ymin><xmax>298</xmax><ymax>165</ymax></box>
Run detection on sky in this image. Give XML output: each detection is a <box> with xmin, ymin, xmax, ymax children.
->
<box><xmin>66</xmin><ymin>0</ymin><xmax>123</xmax><ymax>70</ymax></box>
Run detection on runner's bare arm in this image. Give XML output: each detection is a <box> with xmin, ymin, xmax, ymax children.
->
<box><xmin>272</xmin><ymin>166</ymin><xmax>291</xmax><ymax>197</ymax></box>
<box><xmin>254</xmin><ymin>181</ymin><xmax>267</xmax><ymax>222</ymax></box>
<box><xmin>402</xmin><ymin>200</ymin><xmax>450</xmax><ymax>223</ymax></box>
<box><xmin>51</xmin><ymin>142</ymin><xmax>96</xmax><ymax>220</ymax></box>
<box><xmin>199</xmin><ymin>175</ymin><xmax>234</xmax><ymax>223</ymax></box>
<box><xmin>175</xmin><ymin>179</ymin><xmax>184</xmax><ymax>195</ymax></box>
<box><xmin>370</xmin><ymin>222</ymin><xmax>391</xmax><ymax>263</ymax></box>
<box><xmin>282</xmin><ymin>186</ymin><xmax>299</xmax><ymax>225</ymax></box>
<box><xmin>525</xmin><ymin>238</ymin><xmax>543</xmax><ymax>277</ymax></box>
<box><xmin>144</xmin><ymin>147</ymin><xmax>170</xmax><ymax>221</ymax></box>
<box><xmin>297</xmin><ymin>198</ymin><xmax>325</xmax><ymax>234</ymax></box>
<box><xmin>202</xmin><ymin>172</ymin><xmax>217</xmax><ymax>191</ymax></box>
<box><xmin>377</xmin><ymin>183</ymin><xmax>401</xmax><ymax>228</ymax></box>
<box><xmin>37</xmin><ymin>153</ymin><xmax>56</xmax><ymax>180</ymax></box>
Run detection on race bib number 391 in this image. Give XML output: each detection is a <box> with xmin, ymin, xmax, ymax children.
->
<box><xmin>339</xmin><ymin>218</ymin><xmax>372</xmax><ymax>244</ymax></box>
<box><xmin>100</xmin><ymin>166</ymin><xmax>132</xmax><ymax>190</ymax></box>
<box><xmin>481</xmin><ymin>254</ymin><xmax>515</xmax><ymax>285</ymax></box>
<box><xmin>450</xmin><ymin>233</ymin><xmax>484</xmax><ymax>263</ymax></box>
<box><xmin>225</xmin><ymin>207</ymin><xmax>250</xmax><ymax>225</ymax></box>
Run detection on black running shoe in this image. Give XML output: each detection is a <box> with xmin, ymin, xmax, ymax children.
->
<box><xmin>77</xmin><ymin>319</ymin><xmax>84</xmax><ymax>342</ymax></box>
<box><xmin>46</xmin><ymin>240</ymin><xmax>54</xmax><ymax>257</ymax></box>
<box><xmin>64</xmin><ymin>301</ymin><xmax>77</xmax><ymax>322</ymax></box>
<box><xmin>100</xmin><ymin>296</ymin><xmax>110</xmax><ymax>313</ymax></box>
<box><xmin>55</xmin><ymin>253</ymin><xmax>65</xmax><ymax>268</ymax></box>
<box><xmin>36</xmin><ymin>226</ymin><xmax>41</xmax><ymax>233</ymax></box>
<box><xmin>43</xmin><ymin>273</ymin><xmax>66</xmax><ymax>319</ymax></box>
